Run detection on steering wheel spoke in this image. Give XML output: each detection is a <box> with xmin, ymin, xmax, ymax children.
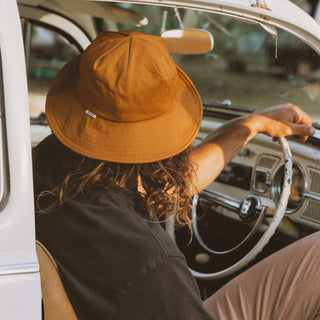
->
<box><xmin>192</xmin><ymin>194</ymin><xmax>266</xmax><ymax>255</ymax></box>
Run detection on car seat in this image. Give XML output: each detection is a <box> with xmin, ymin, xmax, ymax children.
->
<box><xmin>36</xmin><ymin>241</ymin><xmax>78</xmax><ymax>320</ymax></box>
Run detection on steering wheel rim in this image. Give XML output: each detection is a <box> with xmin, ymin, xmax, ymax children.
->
<box><xmin>189</xmin><ymin>137</ymin><xmax>293</xmax><ymax>280</ymax></box>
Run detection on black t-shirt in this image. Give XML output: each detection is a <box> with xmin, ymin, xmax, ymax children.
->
<box><xmin>33</xmin><ymin>135</ymin><xmax>214</xmax><ymax>320</ymax></box>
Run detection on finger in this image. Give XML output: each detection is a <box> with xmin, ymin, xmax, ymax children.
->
<box><xmin>293</xmin><ymin>106</ymin><xmax>313</xmax><ymax>126</ymax></box>
<box><xmin>289</xmin><ymin>123</ymin><xmax>315</xmax><ymax>137</ymax></box>
<box><xmin>300</xmin><ymin>135</ymin><xmax>309</xmax><ymax>143</ymax></box>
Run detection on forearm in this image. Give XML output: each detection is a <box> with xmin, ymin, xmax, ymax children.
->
<box><xmin>190</xmin><ymin>115</ymin><xmax>259</xmax><ymax>193</ymax></box>
<box><xmin>189</xmin><ymin>104</ymin><xmax>314</xmax><ymax>194</ymax></box>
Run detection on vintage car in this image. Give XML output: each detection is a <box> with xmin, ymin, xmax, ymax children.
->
<box><xmin>1</xmin><ymin>0</ymin><xmax>320</xmax><ymax>318</ymax></box>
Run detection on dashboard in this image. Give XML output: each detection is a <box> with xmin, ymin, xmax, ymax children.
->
<box><xmin>196</xmin><ymin>117</ymin><xmax>320</xmax><ymax>234</ymax></box>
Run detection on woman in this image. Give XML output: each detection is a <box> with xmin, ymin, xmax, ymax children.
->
<box><xmin>33</xmin><ymin>30</ymin><xmax>320</xmax><ymax>320</ymax></box>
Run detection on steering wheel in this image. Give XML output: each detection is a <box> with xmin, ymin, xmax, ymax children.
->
<box><xmin>189</xmin><ymin>137</ymin><xmax>292</xmax><ymax>280</ymax></box>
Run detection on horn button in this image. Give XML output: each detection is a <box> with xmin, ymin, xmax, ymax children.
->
<box><xmin>239</xmin><ymin>195</ymin><xmax>261</xmax><ymax>222</ymax></box>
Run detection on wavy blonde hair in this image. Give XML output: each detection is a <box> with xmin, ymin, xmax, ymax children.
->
<box><xmin>36</xmin><ymin>135</ymin><xmax>196</xmax><ymax>228</ymax></box>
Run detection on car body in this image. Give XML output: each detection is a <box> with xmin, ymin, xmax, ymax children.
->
<box><xmin>1</xmin><ymin>0</ymin><xmax>320</xmax><ymax>318</ymax></box>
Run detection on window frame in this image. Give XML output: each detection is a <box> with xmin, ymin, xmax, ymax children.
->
<box><xmin>0</xmin><ymin>51</ymin><xmax>10</xmax><ymax>214</ymax></box>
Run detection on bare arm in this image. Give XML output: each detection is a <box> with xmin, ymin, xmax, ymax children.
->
<box><xmin>190</xmin><ymin>104</ymin><xmax>315</xmax><ymax>193</ymax></box>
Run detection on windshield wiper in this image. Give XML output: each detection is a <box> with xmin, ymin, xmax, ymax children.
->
<box><xmin>203</xmin><ymin>101</ymin><xmax>254</xmax><ymax>119</ymax></box>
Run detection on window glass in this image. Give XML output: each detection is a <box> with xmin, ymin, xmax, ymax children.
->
<box><xmin>100</xmin><ymin>5</ymin><xmax>320</xmax><ymax>121</ymax></box>
<box><xmin>27</xmin><ymin>23</ymin><xmax>80</xmax><ymax>117</ymax></box>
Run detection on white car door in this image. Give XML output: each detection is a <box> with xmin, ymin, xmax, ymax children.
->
<box><xmin>0</xmin><ymin>0</ymin><xmax>41</xmax><ymax>319</ymax></box>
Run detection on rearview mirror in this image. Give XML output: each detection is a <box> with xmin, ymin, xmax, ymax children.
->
<box><xmin>161</xmin><ymin>29</ymin><xmax>214</xmax><ymax>55</ymax></box>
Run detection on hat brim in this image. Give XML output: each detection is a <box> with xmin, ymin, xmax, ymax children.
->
<box><xmin>46</xmin><ymin>55</ymin><xmax>202</xmax><ymax>163</ymax></box>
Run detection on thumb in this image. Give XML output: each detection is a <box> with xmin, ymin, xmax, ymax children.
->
<box><xmin>289</xmin><ymin>123</ymin><xmax>315</xmax><ymax>136</ymax></box>
<box><xmin>289</xmin><ymin>123</ymin><xmax>315</xmax><ymax>141</ymax></box>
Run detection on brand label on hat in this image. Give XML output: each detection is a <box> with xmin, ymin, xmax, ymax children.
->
<box><xmin>85</xmin><ymin>110</ymin><xmax>97</xmax><ymax>118</ymax></box>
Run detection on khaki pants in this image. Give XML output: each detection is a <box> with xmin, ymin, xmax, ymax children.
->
<box><xmin>204</xmin><ymin>232</ymin><xmax>320</xmax><ymax>320</ymax></box>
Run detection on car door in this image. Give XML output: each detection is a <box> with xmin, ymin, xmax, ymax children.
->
<box><xmin>0</xmin><ymin>0</ymin><xmax>41</xmax><ymax>319</ymax></box>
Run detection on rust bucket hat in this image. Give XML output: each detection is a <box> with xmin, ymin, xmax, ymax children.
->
<box><xmin>46</xmin><ymin>30</ymin><xmax>202</xmax><ymax>163</ymax></box>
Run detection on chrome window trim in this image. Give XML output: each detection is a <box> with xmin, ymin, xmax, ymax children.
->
<box><xmin>0</xmin><ymin>263</ymin><xmax>39</xmax><ymax>277</ymax></box>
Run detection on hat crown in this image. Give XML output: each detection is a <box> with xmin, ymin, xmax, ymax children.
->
<box><xmin>45</xmin><ymin>30</ymin><xmax>202</xmax><ymax>163</ymax></box>
<box><xmin>77</xmin><ymin>31</ymin><xmax>178</xmax><ymax>122</ymax></box>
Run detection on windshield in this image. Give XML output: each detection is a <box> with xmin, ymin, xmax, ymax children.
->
<box><xmin>27</xmin><ymin>3</ymin><xmax>320</xmax><ymax>122</ymax></box>
<box><xmin>101</xmin><ymin>4</ymin><xmax>320</xmax><ymax>121</ymax></box>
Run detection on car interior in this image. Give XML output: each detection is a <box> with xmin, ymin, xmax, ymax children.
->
<box><xmin>17</xmin><ymin>0</ymin><xmax>320</xmax><ymax>316</ymax></box>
